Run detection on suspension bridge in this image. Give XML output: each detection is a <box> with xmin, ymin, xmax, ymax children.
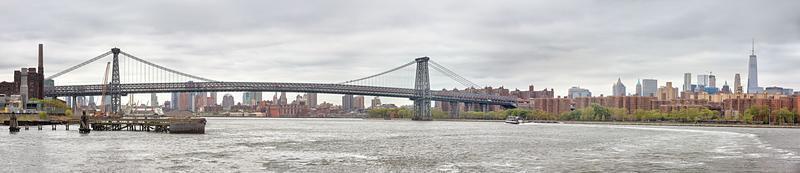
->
<box><xmin>44</xmin><ymin>48</ymin><xmax>518</xmax><ymax>120</ymax></box>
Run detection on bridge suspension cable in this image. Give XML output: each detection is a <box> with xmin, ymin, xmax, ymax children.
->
<box><xmin>119</xmin><ymin>51</ymin><xmax>217</xmax><ymax>82</ymax></box>
<box><xmin>338</xmin><ymin>60</ymin><xmax>416</xmax><ymax>85</ymax></box>
<box><xmin>428</xmin><ymin>60</ymin><xmax>481</xmax><ymax>89</ymax></box>
<box><xmin>46</xmin><ymin>51</ymin><xmax>113</xmax><ymax>80</ymax></box>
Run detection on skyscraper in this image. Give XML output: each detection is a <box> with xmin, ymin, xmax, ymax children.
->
<box><xmin>278</xmin><ymin>92</ymin><xmax>287</xmax><ymax>105</ymax></box>
<box><xmin>683</xmin><ymin>73</ymin><xmax>692</xmax><ymax>92</ymax></box>
<box><xmin>150</xmin><ymin>93</ymin><xmax>158</xmax><ymax>107</ymax></box>
<box><xmin>171</xmin><ymin>92</ymin><xmax>179</xmax><ymax>110</ymax></box>
<box><xmin>612</xmin><ymin>78</ymin><xmax>626</xmax><ymax>96</ymax></box>
<box><xmin>697</xmin><ymin>75</ymin><xmax>710</xmax><ymax>87</ymax></box>
<box><xmin>354</xmin><ymin>95</ymin><xmax>365</xmax><ymax>110</ymax></box>
<box><xmin>243</xmin><ymin>92</ymin><xmax>253</xmax><ymax>105</ymax></box>
<box><xmin>222</xmin><ymin>94</ymin><xmax>234</xmax><ymax>110</ymax></box>
<box><xmin>747</xmin><ymin>40</ymin><xmax>761</xmax><ymax>93</ymax></box>
<box><xmin>635</xmin><ymin>80</ymin><xmax>642</xmax><ymax>96</ymax></box>
<box><xmin>243</xmin><ymin>92</ymin><xmax>263</xmax><ymax>105</ymax></box>
<box><xmin>642</xmin><ymin>79</ymin><xmax>658</xmax><ymax>97</ymax></box>
<box><xmin>708</xmin><ymin>74</ymin><xmax>716</xmax><ymax>88</ymax></box>
<box><xmin>342</xmin><ymin>94</ymin><xmax>354</xmax><ymax>112</ymax></box>
<box><xmin>734</xmin><ymin>73</ymin><xmax>743</xmax><ymax>94</ymax></box>
<box><xmin>304</xmin><ymin>93</ymin><xmax>317</xmax><ymax>108</ymax></box>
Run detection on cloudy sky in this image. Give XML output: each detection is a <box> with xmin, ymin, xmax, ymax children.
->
<box><xmin>1</xmin><ymin>1</ymin><xmax>799</xmax><ymax>105</ymax></box>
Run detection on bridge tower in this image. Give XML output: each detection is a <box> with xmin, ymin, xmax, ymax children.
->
<box><xmin>412</xmin><ymin>57</ymin><xmax>432</xmax><ymax>121</ymax></box>
<box><xmin>110</xmin><ymin>48</ymin><xmax>122</xmax><ymax>114</ymax></box>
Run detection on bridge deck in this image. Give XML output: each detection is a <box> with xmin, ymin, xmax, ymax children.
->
<box><xmin>47</xmin><ymin>82</ymin><xmax>519</xmax><ymax>107</ymax></box>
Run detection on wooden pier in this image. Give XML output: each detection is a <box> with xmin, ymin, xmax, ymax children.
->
<box><xmin>90</xmin><ymin>117</ymin><xmax>206</xmax><ymax>134</ymax></box>
<box><xmin>5</xmin><ymin>115</ymin><xmax>206</xmax><ymax>134</ymax></box>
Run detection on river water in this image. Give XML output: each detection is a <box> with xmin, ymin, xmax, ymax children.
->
<box><xmin>1</xmin><ymin>118</ymin><xmax>799</xmax><ymax>172</ymax></box>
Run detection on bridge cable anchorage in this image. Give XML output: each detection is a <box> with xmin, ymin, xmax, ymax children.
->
<box><xmin>119</xmin><ymin>51</ymin><xmax>217</xmax><ymax>82</ymax></box>
<box><xmin>338</xmin><ymin>60</ymin><xmax>416</xmax><ymax>85</ymax></box>
<box><xmin>428</xmin><ymin>60</ymin><xmax>482</xmax><ymax>88</ymax></box>
<box><xmin>46</xmin><ymin>51</ymin><xmax>113</xmax><ymax>80</ymax></box>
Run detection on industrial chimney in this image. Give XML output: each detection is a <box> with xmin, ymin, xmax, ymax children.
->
<box><xmin>38</xmin><ymin>44</ymin><xmax>44</xmax><ymax>99</ymax></box>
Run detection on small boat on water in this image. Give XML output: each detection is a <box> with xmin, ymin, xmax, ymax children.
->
<box><xmin>505</xmin><ymin>116</ymin><xmax>522</xmax><ymax>124</ymax></box>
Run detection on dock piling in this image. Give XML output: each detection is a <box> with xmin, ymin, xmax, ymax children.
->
<box><xmin>9</xmin><ymin>112</ymin><xmax>20</xmax><ymax>132</ymax></box>
<box><xmin>79</xmin><ymin>111</ymin><xmax>91</xmax><ymax>134</ymax></box>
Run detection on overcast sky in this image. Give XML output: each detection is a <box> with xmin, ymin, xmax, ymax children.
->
<box><xmin>1</xmin><ymin>1</ymin><xmax>799</xmax><ymax>105</ymax></box>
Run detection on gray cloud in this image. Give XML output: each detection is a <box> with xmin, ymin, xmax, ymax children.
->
<box><xmin>1</xmin><ymin>0</ymin><xmax>799</xmax><ymax>104</ymax></box>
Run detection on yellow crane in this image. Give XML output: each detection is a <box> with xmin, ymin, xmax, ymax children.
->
<box><xmin>96</xmin><ymin>62</ymin><xmax>111</xmax><ymax>117</ymax></box>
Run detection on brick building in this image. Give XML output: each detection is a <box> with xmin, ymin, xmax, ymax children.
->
<box><xmin>574</xmin><ymin>96</ymin><xmax>655</xmax><ymax>113</ymax></box>
<box><xmin>530</xmin><ymin>97</ymin><xmax>573</xmax><ymax>116</ymax></box>
<box><xmin>722</xmin><ymin>95</ymin><xmax>796</xmax><ymax>119</ymax></box>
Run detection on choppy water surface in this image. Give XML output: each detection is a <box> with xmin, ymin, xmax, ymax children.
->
<box><xmin>2</xmin><ymin>118</ymin><xmax>800</xmax><ymax>172</ymax></box>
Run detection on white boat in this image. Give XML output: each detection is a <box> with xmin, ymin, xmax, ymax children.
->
<box><xmin>505</xmin><ymin>116</ymin><xmax>521</xmax><ymax>124</ymax></box>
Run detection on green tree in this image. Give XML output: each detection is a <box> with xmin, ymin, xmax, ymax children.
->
<box><xmin>745</xmin><ymin>106</ymin><xmax>770</xmax><ymax>124</ymax></box>
<box><xmin>774</xmin><ymin>108</ymin><xmax>796</xmax><ymax>125</ymax></box>
<box><xmin>590</xmin><ymin>104</ymin><xmax>611</xmax><ymax>121</ymax></box>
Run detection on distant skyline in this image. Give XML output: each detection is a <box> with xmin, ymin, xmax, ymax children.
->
<box><xmin>1</xmin><ymin>1</ymin><xmax>800</xmax><ymax>105</ymax></box>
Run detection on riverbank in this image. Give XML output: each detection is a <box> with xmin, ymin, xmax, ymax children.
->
<box><xmin>557</xmin><ymin>120</ymin><xmax>800</xmax><ymax>129</ymax></box>
<box><xmin>187</xmin><ymin>115</ymin><xmax>800</xmax><ymax>129</ymax></box>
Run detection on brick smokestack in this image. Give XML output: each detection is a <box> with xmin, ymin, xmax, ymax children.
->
<box><xmin>38</xmin><ymin>44</ymin><xmax>43</xmax><ymax>75</ymax></box>
<box><xmin>38</xmin><ymin>43</ymin><xmax>44</xmax><ymax>99</ymax></box>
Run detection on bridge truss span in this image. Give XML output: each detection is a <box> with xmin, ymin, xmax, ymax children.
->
<box><xmin>46</xmin><ymin>82</ymin><xmax>518</xmax><ymax>108</ymax></box>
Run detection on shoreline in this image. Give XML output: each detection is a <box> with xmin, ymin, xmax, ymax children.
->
<box><xmin>91</xmin><ymin>115</ymin><xmax>800</xmax><ymax>129</ymax></box>
<box><xmin>554</xmin><ymin>121</ymin><xmax>800</xmax><ymax>129</ymax></box>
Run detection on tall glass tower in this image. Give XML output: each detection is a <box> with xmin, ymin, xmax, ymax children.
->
<box><xmin>747</xmin><ymin>40</ymin><xmax>761</xmax><ymax>93</ymax></box>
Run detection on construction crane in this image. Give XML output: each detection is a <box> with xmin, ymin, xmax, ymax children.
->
<box><xmin>96</xmin><ymin>62</ymin><xmax>111</xmax><ymax>117</ymax></box>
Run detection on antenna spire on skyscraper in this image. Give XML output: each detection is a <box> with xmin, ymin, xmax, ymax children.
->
<box><xmin>751</xmin><ymin>38</ymin><xmax>755</xmax><ymax>55</ymax></box>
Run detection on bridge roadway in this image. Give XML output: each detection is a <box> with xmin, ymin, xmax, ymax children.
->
<box><xmin>47</xmin><ymin>82</ymin><xmax>518</xmax><ymax>107</ymax></box>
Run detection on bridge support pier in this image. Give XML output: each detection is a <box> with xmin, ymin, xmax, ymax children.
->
<box><xmin>480</xmin><ymin>103</ymin><xmax>489</xmax><ymax>119</ymax></box>
<box><xmin>448</xmin><ymin>102</ymin><xmax>460</xmax><ymax>118</ymax></box>
<box><xmin>412</xmin><ymin>99</ymin><xmax>432</xmax><ymax>121</ymax></box>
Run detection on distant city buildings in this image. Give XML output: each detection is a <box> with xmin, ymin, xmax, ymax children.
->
<box><xmin>222</xmin><ymin>94</ymin><xmax>234</xmax><ymax>110</ymax></box>
<box><xmin>342</xmin><ymin>94</ymin><xmax>354</xmax><ymax>112</ymax></box>
<box><xmin>304</xmin><ymin>93</ymin><xmax>317</xmax><ymax>108</ymax></box>
<box><xmin>371</xmin><ymin>97</ymin><xmax>381</xmax><ymax>108</ymax></box>
<box><xmin>683</xmin><ymin>73</ymin><xmax>692</xmax><ymax>92</ymax></box>
<box><xmin>765</xmin><ymin>86</ymin><xmax>794</xmax><ymax>95</ymax></box>
<box><xmin>709</xmin><ymin>74</ymin><xmax>717</xmax><ymax>88</ymax></box>
<box><xmin>635</xmin><ymin>80</ymin><xmax>642</xmax><ymax>96</ymax></box>
<box><xmin>568</xmin><ymin>86</ymin><xmax>592</xmax><ymax>99</ymax></box>
<box><xmin>354</xmin><ymin>95</ymin><xmax>365</xmax><ymax>110</ymax></box>
<box><xmin>734</xmin><ymin>73</ymin><xmax>744</xmax><ymax>94</ymax></box>
<box><xmin>697</xmin><ymin>74</ymin><xmax>710</xmax><ymax>87</ymax></box>
<box><xmin>641</xmin><ymin>79</ymin><xmax>657</xmax><ymax>97</ymax></box>
<box><xmin>720</xmin><ymin>81</ymin><xmax>732</xmax><ymax>94</ymax></box>
<box><xmin>657</xmin><ymin>82</ymin><xmax>679</xmax><ymax>101</ymax></box>
<box><xmin>242</xmin><ymin>92</ymin><xmax>262</xmax><ymax>106</ymax></box>
<box><xmin>612</xmin><ymin>78</ymin><xmax>626</xmax><ymax>96</ymax></box>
